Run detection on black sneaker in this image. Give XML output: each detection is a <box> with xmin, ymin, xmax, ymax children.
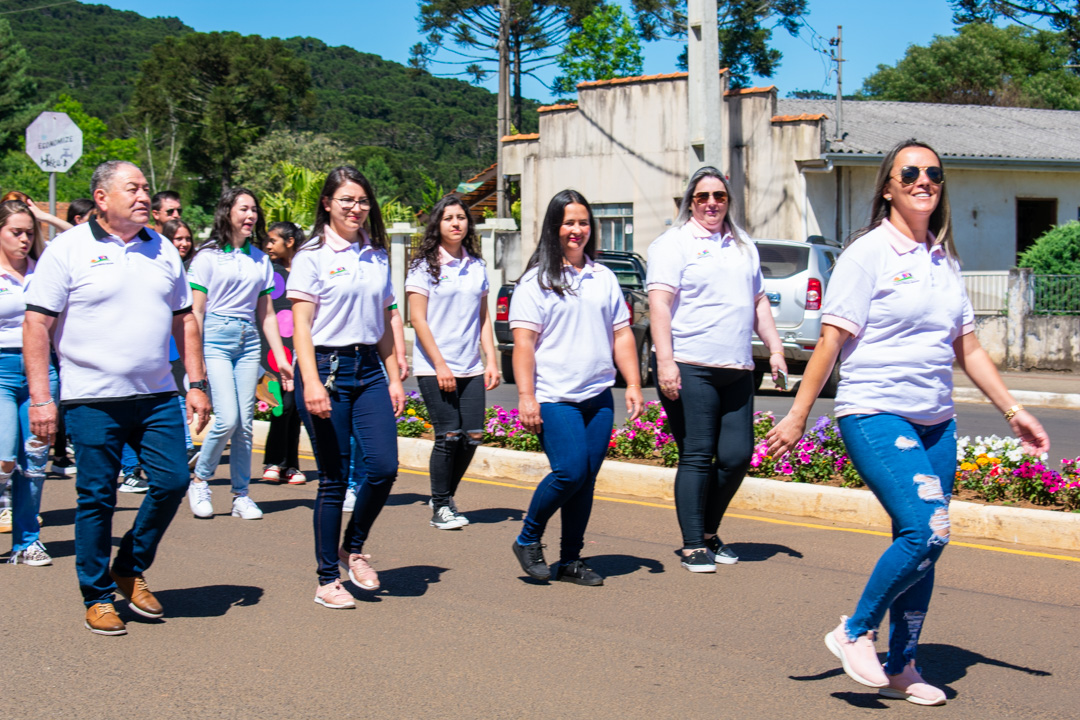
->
<box><xmin>705</xmin><ymin>536</ymin><xmax>739</xmax><ymax>565</ymax></box>
<box><xmin>119</xmin><ymin>471</ymin><xmax>149</xmax><ymax>494</ymax></box>
<box><xmin>512</xmin><ymin>540</ymin><xmax>551</xmax><ymax>580</ymax></box>
<box><xmin>553</xmin><ymin>559</ymin><xmax>603</xmax><ymax>586</ymax></box>
<box><xmin>680</xmin><ymin>548</ymin><xmax>716</xmax><ymax>573</ymax></box>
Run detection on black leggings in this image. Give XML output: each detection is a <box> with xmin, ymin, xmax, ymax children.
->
<box><xmin>263</xmin><ymin>388</ymin><xmax>301</xmax><ymax>469</ymax></box>
<box><xmin>657</xmin><ymin>362</ymin><xmax>755</xmax><ymax>549</ymax></box>
<box><xmin>417</xmin><ymin>375</ymin><xmax>485</xmax><ymax>508</ymax></box>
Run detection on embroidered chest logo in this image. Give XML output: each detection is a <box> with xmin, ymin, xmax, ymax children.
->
<box><xmin>892</xmin><ymin>272</ymin><xmax>917</xmax><ymax>285</ymax></box>
<box><xmin>89</xmin><ymin>256</ymin><xmax>113</xmax><ymax>267</ymax></box>
<box><xmin>0</xmin><ymin>287</ymin><xmax>11</xmax><ymax>295</ymax></box>
<box><xmin>696</xmin><ymin>248</ymin><xmax>713</xmax><ymax>259</ymax></box>
<box><xmin>328</xmin><ymin>266</ymin><xmax>348</xmax><ymax>278</ymax></box>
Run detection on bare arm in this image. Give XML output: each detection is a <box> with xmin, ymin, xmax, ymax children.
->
<box><xmin>192</xmin><ymin>290</ymin><xmax>207</xmax><ymax>337</ymax></box>
<box><xmin>612</xmin><ymin>326</ymin><xmax>644</xmax><ymax>422</ymax></box>
<box><xmin>648</xmin><ymin>288</ymin><xmax>680</xmax><ymax>399</ymax></box>
<box><xmin>408</xmin><ymin>291</ymin><xmax>453</xmax><ymax>392</ymax></box>
<box><xmin>512</xmin><ymin>327</ymin><xmax>541</xmax><ymax>433</ymax></box>
<box><xmin>291</xmin><ymin>299</ymin><xmax>329</xmax><ymax>418</ymax></box>
<box><xmin>389</xmin><ymin>307</ymin><xmax>408</xmax><ymax>381</ymax></box>
<box><xmin>479</xmin><ymin>298</ymin><xmax>500</xmax><ymax>391</ymax></box>
<box><xmin>753</xmin><ymin>293</ymin><xmax>789</xmax><ymax>381</ymax></box>
<box><xmin>23</xmin><ymin>311</ymin><xmax>57</xmax><ymax>442</ymax></box>
<box><xmin>378</xmin><ymin>308</ymin><xmax>405</xmax><ymax>416</ymax></box>
<box><xmin>28</xmin><ymin>203</ymin><xmax>72</xmax><ymax>233</ymax></box>
<box><xmin>256</xmin><ymin>294</ymin><xmax>293</xmax><ymax>390</ymax></box>
<box><xmin>173</xmin><ymin>312</ymin><xmax>211</xmax><ymax>433</ymax></box>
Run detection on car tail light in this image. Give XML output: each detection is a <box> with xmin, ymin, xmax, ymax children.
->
<box><xmin>806</xmin><ymin>278</ymin><xmax>822</xmax><ymax>311</ymax></box>
<box><xmin>625</xmin><ymin>298</ymin><xmax>634</xmax><ymax>325</ymax></box>
<box><xmin>496</xmin><ymin>296</ymin><xmax>509</xmax><ymax>321</ymax></box>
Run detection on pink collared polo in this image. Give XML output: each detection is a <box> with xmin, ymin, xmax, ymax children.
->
<box><xmin>822</xmin><ymin>218</ymin><xmax>975</xmax><ymax>425</ymax></box>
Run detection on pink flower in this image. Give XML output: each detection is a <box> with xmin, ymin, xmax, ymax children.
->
<box><xmin>257</xmin><ymin>400</ymin><xmax>269</xmax><ymax>413</ymax></box>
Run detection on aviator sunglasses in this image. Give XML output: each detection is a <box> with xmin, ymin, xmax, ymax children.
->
<box><xmin>894</xmin><ymin>165</ymin><xmax>945</xmax><ymax>186</ymax></box>
<box><xmin>692</xmin><ymin>190</ymin><xmax>729</xmax><ymax>204</ymax></box>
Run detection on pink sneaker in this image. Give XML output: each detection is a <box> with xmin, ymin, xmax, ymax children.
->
<box><xmin>285</xmin><ymin>468</ymin><xmax>307</xmax><ymax>485</ymax></box>
<box><xmin>314</xmin><ymin>579</ymin><xmax>356</xmax><ymax>609</ymax></box>
<box><xmin>880</xmin><ymin>661</ymin><xmax>947</xmax><ymax>706</ymax></box>
<box><xmin>338</xmin><ymin>548</ymin><xmax>379</xmax><ymax>591</ymax></box>
<box><xmin>825</xmin><ymin>617</ymin><xmax>889</xmax><ymax>688</ymax></box>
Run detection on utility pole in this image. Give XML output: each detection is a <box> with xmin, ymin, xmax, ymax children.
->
<box><xmin>829</xmin><ymin>26</ymin><xmax>844</xmax><ymax>142</ymax></box>
<box><xmin>496</xmin><ymin>0</ymin><xmax>511</xmax><ymax>218</ymax></box>
<box><xmin>687</xmin><ymin>0</ymin><xmax>722</xmax><ymax>170</ymax></box>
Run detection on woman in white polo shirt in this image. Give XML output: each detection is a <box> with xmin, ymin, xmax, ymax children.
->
<box><xmin>188</xmin><ymin>188</ymin><xmax>293</xmax><ymax>521</ymax></box>
<box><xmin>647</xmin><ymin>166</ymin><xmax>787</xmax><ymax>573</ymax></box>
<box><xmin>288</xmin><ymin>166</ymin><xmax>405</xmax><ymax>610</ymax></box>
<box><xmin>767</xmin><ymin>140</ymin><xmax>1049</xmax><ymax>705</ymax></box>
<box><xmin>509</xmin><ymin>190</ymin><xmax>644</xmax><ymax>587</ymax></box>
<box><xmin>406</xmin><ymin>196</ymin><xmax>499</xmax><ymax>530</ymax></box>
<box><xmin>0</xmin><ymin>199</ymin><xmax>57</xmax><ymax>565</ymax></box>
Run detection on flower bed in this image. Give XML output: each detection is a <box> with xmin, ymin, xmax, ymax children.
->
<box><xmin>396</xmin><ymin>391</ymin><xmax>433</xmax><ymax>438</ymax></box>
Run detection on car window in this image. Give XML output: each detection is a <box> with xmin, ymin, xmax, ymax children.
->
<box><xmin>599</xmin><ymin>258</ymin><xmax>643</xmax><ymax>290</ymax></box>
<box><xmin>756</xmin><ymin>244</ymin><xmax>809</xmax><ymax>279</ymax></box>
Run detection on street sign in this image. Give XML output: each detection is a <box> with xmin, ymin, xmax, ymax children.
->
<box><xmin>25</xmin><ymin>111</ymin><xmax>83</xmax><ymax>174</ymax></box>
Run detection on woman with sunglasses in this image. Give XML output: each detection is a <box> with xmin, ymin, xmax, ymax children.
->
<box><xmin>509</xmin><ymin>190</ymin><xmax>644</xmax><ymax>586</ymax></box>
<box><xmin>767</xmin><ymin>140</ymin><xmax>1049</xmax><ymax>705</ymax></box>
<box><xmin>289</xmin><ymin>166</ymin><xmax>405</xmax><ymax>609</ymax></box>
<box><xmin>647</xmin><ymin>167</ymin><xmax>786</xmax><ymax>573</ymax></box>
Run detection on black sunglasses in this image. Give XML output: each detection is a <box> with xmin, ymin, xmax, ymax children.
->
<box><xmin>692</xmin><ymin>190</ymin><xmax>728</xmax><ymax>204</ymax></box>
<box><xmin>894</xmin><ymin>165</ymin><xmax>944</xmax><ymax>186</ymax></box>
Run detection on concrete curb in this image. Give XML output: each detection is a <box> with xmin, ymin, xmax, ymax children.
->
<box><xmin>954</xmin><ymin>387</ymin><xmax>1080</xmax><ymax>410</ymax></box>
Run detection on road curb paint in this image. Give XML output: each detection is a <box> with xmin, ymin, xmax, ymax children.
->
<box><xmin>953</xmin><ymin>387</ymin><xmax>1080</xmax><ymax>410</ymax></box>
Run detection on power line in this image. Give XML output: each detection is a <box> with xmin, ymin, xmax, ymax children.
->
<box><xmin>0</xmin><ymin>1</ymin><xmax>79</xmax><ymax>15</ymax></box>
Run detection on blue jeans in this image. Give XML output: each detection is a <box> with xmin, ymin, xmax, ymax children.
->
<box><xmin>0</xmin><ymin>350</ymin><xmax>58</xmax><ymax>551</ymax></box>
<box><xmin>194</xmin><ymin>314</ymin><xmax>262</xmax><ymax>493</ymax></box>
<box><xmin>837</xmin><ymin>413</ymin><xmax>956</xmax><ymax>674</ymax></box>
<box><xmin>296</xmin><ymin>346</ymin><xmax>398</xmax><ymax>585</ymax></box>
<box><xmin>67</xmin><ymin>394</ymin><xmax>189</xmax><ymax>606</ymax></box>
<box><xmin>518</xmin><ymin>390</ymin><xmax>614</xmax><ymax>564</ymax></box>
<box><xmin>125</xmin><ymin>398</ymin><xmax>192</xmax><ymax>472</ymax></box>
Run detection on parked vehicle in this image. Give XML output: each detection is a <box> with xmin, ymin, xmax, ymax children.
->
<box><xmin>495</xmin><ymin>250</ymin><xmax>652</xmax><ymax>386</ymax></box>
<box><xmin>751</xmin><ymin>236</ymin><xmax>842</xmax><ymax>397</ymax></box>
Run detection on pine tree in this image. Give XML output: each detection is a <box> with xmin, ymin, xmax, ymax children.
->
<box><xmin>0</xmin><ymin>19</ymin><xmax>38</xmax><ymax>155</ymax></box>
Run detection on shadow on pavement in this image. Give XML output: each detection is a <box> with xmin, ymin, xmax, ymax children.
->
<box><xmin>589</xmin><ymin>554</ymin><xmax>665</xmax><ymax>576</ymax></box>
<box><xmin>251</xmin><ymin>498</ymin><xmax>315</xmax><ymax>514</ymax></box>
<box><xmin>352</xmin><ymin>564</ymin><xmax>447</xmax><ymax>600</ymax></box>
<box><xmin>152</xmin><ymin>584</ymin><xmax>263</xmax><ymax>617</ymax></box>
<box><xmin>385</xmin><ymin>492</ymin><xmax>430</xmax><ymax>507</ymax></box>
<box><xmin>40</xmin><ymin>504</ymin><xmax>136</xmax><ymax>530</ymax></box>
<box><xmin>459</xmin><ymin>506</ymin><xmax>525</xmax><ymax>524</ymax></box>
<box><xmin>829</xmin><ymin>691</ymin><xmax>889</xmax><ymax>708</ymax></box>
<box><xmin>726</xmin><ymin>542</ymin><xmax>803</xmax><ymax>562</ymax></box>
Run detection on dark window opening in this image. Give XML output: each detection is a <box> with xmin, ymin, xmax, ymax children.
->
<box><xmin>1016</xmin><ymin>198</ymin><xmax>1057</xmax><ymax>260</ymax></box>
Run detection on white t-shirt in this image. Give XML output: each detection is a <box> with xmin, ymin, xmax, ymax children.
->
<box><xmin>188</xmin><ymin>240</ymin><xmax>274</xmax><ymax>320</ymax></box>
<box><xmin>286</xmin><ymin>227</ymin><xmax>395</xmax><ymax>347</ymax></box>
<box><xmin>25</xmin><ymin>219</ymin><xmax>192</xmax><ymax>403</ymax></box>
<box><xmin>508</xmin><ymin>260</ymin><xmax>630</xmax><ymax>403</ymax></box>
<box><xmin>0</xmin><ymin>263</ymin><xmax>32</xmax><ymax>349</ymax></box>
<box><xmin>405</xmin><ymin>246</ymin><xmax>489</xmax><ymax>377</ymax></box>
<box><xmin>646</xmin><ymin>219</ymin><xmax>764</xmax><ymax>369</ymax></box>
<box><xmin>822</xmin><ymin>219</ymin><xmax>975</xmax><ymax>425</ymax></box>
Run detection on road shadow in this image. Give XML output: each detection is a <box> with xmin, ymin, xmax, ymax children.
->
<box><xmin>385</xmin><ymin>492</ymin><xmax>430</xmax><ymax>507</ymax></box>
<box><xmin>348</xmin><ymin>564</ymin><xmax>447</xmax><ymax>601</ymax></box>
<box><xmin>588</xmin><ymin>554</ymin><xmax>665</xmax><ymax>577</ymax></box>
<box><xmin>726</xmin><ymin>542</ymin><xmax>803</xmax><ymax>562</ymax></box>
<box><xmin>151</xmin><ymin>584</ymin><xmax>263</xmax><ymax>618</ymax></box>
<box><xmin>459</xmin><ymin>506</ymin><xmax>525</xmax><ymax>524</ymax></box>
<box><xmin>249</xmin><ymin>497</ymin><xmax>315</xmax><ymax>514</ymax></box>
<box><xmin>829</xmin><ymin>691</ymin><xmax>889</xmax><ymax>708</ymax></box>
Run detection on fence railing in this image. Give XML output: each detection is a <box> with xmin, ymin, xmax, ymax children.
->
<box><xmin>1031</xmin><ymin>274</ymin><xmax>1080</xmax><ymax>315</ymax></box>
<box><xmin>963</xmin><ymin>272</ymin><xmax>1009</xmax><ymax>315</ymax></box>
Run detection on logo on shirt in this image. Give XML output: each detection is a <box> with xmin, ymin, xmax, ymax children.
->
<box><xmin>696</xmin><ymin>249</ymin><xmax>713</xmax><ymax>259</ymax></box>
<box><xmin>90</xmin><ymin>256</ymin><xmax>113</xmax><ymax>267</ymax></box>
<box><xmin>0</xmin><ymin>287</ymin><xmax>10</xmax><ymax>295</ymax></box>
<box><xmin>328</xmin><ymin>266</ymin><xmax>348</xmax><ymax>278</ymax></box>
<box><xmin>892</xmin><ymin>272</ymin><xmax>917</xmax><ymax>285</ymax></box>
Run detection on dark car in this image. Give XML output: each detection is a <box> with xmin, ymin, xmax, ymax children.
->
<box><xmin>494</xmin><ymin>250</ymin><xmax>652</xmax><ymax>386</ymax></box>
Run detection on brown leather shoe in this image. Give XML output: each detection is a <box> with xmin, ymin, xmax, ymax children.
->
<box><xmin>110</xmin><ymin>571</ymin><xmax>164</xmax><ymax>619</ymax></box>
<box><xmin>85</xmin><ymin>603</ymin><xmax>127</xmax><ymax>635</ymax></box>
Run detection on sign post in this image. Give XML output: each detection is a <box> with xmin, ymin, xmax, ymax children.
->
<box><xmin>25</xmin><ymin>112</ymin><xmax>83</xmax><ymax>240</ymax></box>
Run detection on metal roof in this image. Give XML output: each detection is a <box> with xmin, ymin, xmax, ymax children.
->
<box><xmin>776</xmin><ymin>98</ymin><xmax>1080</xmax><ymax>162</ymax></box>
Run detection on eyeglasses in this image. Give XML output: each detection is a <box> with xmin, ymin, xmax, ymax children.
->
<box><xmin>332</xmin><ymin>196</ymin><xmax>371</xmax><ymax>210</ymax></box>
<box><xmin>692</xmin><ymin>190</ymin><xmax>728</xmax><ymax>205</ymax></box>
<box><xmin>163</xmin><ymin>208</ymin><xmax>182</xmax><ymax>217</ymax></box>
<box><xmin>894</xmin><ymin>165</ymin><xmax>945</xmax><ymax>186</ymax></box>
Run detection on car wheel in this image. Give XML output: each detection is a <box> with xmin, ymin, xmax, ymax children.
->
<box><xmin>820</xmin><ymin>363</ymin><xmax>840</xmax><ymax>399</ymax></box>
<box><xmin>500</xmin><ymin>352</ymin><xmax>515</xmax><ymax>385</ymax></box>
<box><xmin>638</xmin><ymin>333</ymin><xmax>652</xmax><ymax>387</ymax></box>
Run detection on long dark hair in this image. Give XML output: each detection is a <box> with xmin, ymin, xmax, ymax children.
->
<box><xmin>267</xmin><ymin>221</ymin><xmax>307</xmax><ymax>261</ymax></box>
<box><xmin>849</xmin><ymin>139</ymin><xmax>957</xmax><ymax>259</ymax></box>
<box><xmin>409</xmin><ymin>195</ymin><xmax>481</xmax><ymax>285</ymax></box>
<box><xmin>520</xmin><ymin>189</ymin><xmax>596</xmax><ymax>297</ymax></box>
<box><xmin>67</xmin><ymin>198</ymin><xmax>95</xmax><ymax>225</ymax></box>
<box><xmin>0</xmin><ymin>200</ymin><xmax>43</xmax><ymax>261</ymax></box>
<box><xmin>200</xmin><ymin>187</ymin><xmax>267</xmax><ymax>254</ymax></box>
<box><xmin>161</xmin><ymin>219</ymin><xmax>194</xmax><ymax>261</ymax></box>
<box><xmin>310</xmin><ymin>166</ymin><xmax>387</xmax><ymax>251</ymax></box>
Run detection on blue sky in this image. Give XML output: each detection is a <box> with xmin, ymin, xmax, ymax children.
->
<box><xmin>98</xmin><ymin>1</ymin><xmax>963</xmax><ymax>100</ymax></box>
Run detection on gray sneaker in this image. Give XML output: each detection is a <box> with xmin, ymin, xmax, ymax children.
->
<box><xmin>430</xmin><ymin>505</ymin><xmax>465</xmax><ymax>530</ymax></box>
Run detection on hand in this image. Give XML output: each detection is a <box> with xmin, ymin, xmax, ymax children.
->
<box><xmin>519</xmin><ymin>394</ymin><xmax>542</xmax><ymax>434</ymax></box>
<box><xmin>398</xmin><ymin>355</ymin><xmax>410</xmax><ymax>381</ymax></box>
<box><xmin>186</xmin><ymin>388</ymin><xmax>213</xmax><ymax>434</ymax></box>
<box><xmin>304</xmin><ymin>381</ymin><xmax>332</xmax><ymax>419</ymax></box>
<box><xmin>625</xmin><ymin>386</ymin><xmax>645</xmax><ymax>422</ymax></box>
<box><xmin>765</xmin><ymin>413</ymin><xmax>807</xmax><ymax>459</ymax></box>
<box><xmin>657</xmin><ymin>359</ymin><xmax>681</xmax><ymax>400</ymax></box>
<box><xmin>28</xmin><ymin>402</ymin><xmax>57</xmax><ymax>445</ymax></box>
<box><xmin>435</xmin><ymin>362</ymin><xmax>456</xmax><ymax>393</ymax></box>
<box><xmin>769</xmin><ymin>353</ymin><xmax>788</xmax><ymax>385</ymax></box>
<box><xmin>389</xmin><ymin>379</ymin><xmax>406</xmax><ymax>417</ymax></box>
<box><xmin>278</xmin><ymin>363</ymin><xmax>295</xmax><ymax>393</ymax></box>
<box><xmin>1009</xmin><ymin>409</ymin><xmax>1050</xmax><ymax>456</ymax></box>
<box><xmin>484</xmin><ymin>361</ymin><xmax>501</xmax><ymax>391</ymax></box>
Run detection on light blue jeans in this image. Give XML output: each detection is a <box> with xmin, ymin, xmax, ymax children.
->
<box><xmin>194</xmin><ymin>314</ymin><xmax>261</xmax><ymax>494</ymax></box>
<box><xmin>0</xmin><ymin>349</ymin><xmax>58</xmax><ymax>551</ymax></box>
<box><xmin>837</xmin><ymin>413</ymin><xmax>956</xmax><ymax>675</ymax></box>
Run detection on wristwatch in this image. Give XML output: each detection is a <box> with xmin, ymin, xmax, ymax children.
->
<box><xmin>189</xmin><ymin>379</ymin><xmax>209</xmax><ymax>392</ymax></box>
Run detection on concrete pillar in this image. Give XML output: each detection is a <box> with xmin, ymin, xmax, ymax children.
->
<box><xmin>687</xmin><ymin>0</ymin><xmax>722</xmax><ymax>171</ymax></box>
<box><xmin>387</xmin><ymin>222</ymin><xmax>420</xmax><ymax>341</ymax></box>
<box><xmin>1006</xmin><ymin>268</ymin><xmax>1031</xmax><ymax>370</ymax></box>
<box><xmin>477</xmin><ymin>218</ymin><xmax>518</xmax><ymax>323</ymax></box>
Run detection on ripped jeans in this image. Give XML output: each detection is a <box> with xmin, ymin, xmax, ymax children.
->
<box><xmin>837</xmin><ymin>413</ymin><xmax>956</xmax><ymax>675</ymax></box>
<box><xmin>417</xmin><ymin>375</ymin><xmax>485</xmax><ymax>508</ymax></box>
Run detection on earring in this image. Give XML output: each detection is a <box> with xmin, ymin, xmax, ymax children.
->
<box><xmin>884</xmin><ymin>195</ymin><xmax>892</xmax><ymax>201</ymax></box>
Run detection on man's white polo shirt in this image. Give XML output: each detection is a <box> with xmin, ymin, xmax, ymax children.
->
<box><xmin>25</xmin><ymin>218</ymin><xmax>192</xmax><ymax>403</ymax></box>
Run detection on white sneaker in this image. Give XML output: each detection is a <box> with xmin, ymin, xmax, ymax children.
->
<box><xmin>231</xmin><ymin>494</ymin><xmax>263</xmax><ymax>520</ymax></box>
<box><xmin>343</xmin><ymin>486</ymin><xmax>357</xmax><ymax>513</ymax></box>
<box><xmin>187</xmin><ymin>480</ymin><xmax>214</xmax><ymax>518</ymax></box>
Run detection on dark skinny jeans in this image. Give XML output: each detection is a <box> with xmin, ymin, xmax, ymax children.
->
<box><xmin>263</xmin><ymin>387</ymin><xmax>302</xmax><ymax>470</ymax></box>
<box><xmin>658</xmin><ymin>362</ymin><xmax>754</xmax><ymax>549</ymax></box>
<box><xmin>417</xmin><ymin>375</ymin><xmax>485</xmax><ymax>508</ymax></box>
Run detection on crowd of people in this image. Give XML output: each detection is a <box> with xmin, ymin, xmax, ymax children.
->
<box><xmin>0</xmin><ymin>140</ymin><xmax>1051</xmax><ymax>706</ymax></box>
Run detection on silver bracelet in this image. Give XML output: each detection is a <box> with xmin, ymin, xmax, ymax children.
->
<box><xmin>30</xmin><ymin>399</ymin><xmax>54</xmax><ymax>408</ymax></box>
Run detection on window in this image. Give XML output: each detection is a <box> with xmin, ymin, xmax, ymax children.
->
<box><xmin>593</xmin><ymin>203</ymin><xmax>633</xmax><ymax>252</ymax></box>
<box><xmin>1016</xmin><ymin>198</ymin><xmax>1057</xmax><ymax>259</ymax></box>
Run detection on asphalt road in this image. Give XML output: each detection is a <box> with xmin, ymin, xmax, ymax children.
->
<box><xmin>4</xmin><ymin>453</ymin><xmax>1079</xmax><ymax>719</ymax></box>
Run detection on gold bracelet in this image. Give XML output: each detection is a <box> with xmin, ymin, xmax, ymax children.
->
<box><xmin>627</xmin><ymin>384</ymin><xmax>640</xmax><ymax>388</ymax></box>
<box><xmin>770</xmin><ymin>351</ymin><xmax>784</xmax><ymax>356</ymax></box>
<box><xmin>1003</xmin><ymin>404</ymin><xmax>1024</xmax><ymax>421</ymax></box>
